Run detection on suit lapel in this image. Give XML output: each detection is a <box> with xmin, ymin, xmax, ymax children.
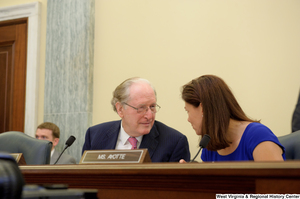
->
<box><xmin>100</xmin><ymin>121</ymin><xmax>121</xmax><ymax>149</ymax></box>
<box><xmin>140</xmin><ymin>122</ymin><xmax>159</xmax><ymax>158</ymax></box>
<box><xmin>50</xmin><ymin>150</ymin><xmax>59</xmax><ymax>164</ymax></box>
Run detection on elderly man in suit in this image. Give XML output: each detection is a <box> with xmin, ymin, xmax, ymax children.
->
<box><xmin>82</xmin><ymin>77</ymin><xmax>190</xmax><ymax>162</ymax></box>
<box><xmin>35</xmin><ymin>122</ymin><xmax>76</xmax><ymax>164</ymax></box>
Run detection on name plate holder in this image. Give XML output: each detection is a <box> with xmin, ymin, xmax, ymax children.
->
<box><xmin>79</xmin><ymin>149</ymin><xmax>151</xmax><ymax>164</ymax></box>
<box><xmin>11</xmin><ymin>153</ymin><xmax>26</xmax><ymax>165</ymax></box>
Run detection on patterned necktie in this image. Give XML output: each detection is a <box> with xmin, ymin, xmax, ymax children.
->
<box><xmin>128</xmin><ymin>137</ymin><xmax>138</xmax><ymax>149</ymax></box>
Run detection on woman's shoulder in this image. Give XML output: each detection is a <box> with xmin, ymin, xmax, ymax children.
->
<box><xmin>245</xmin><ymin>122</ymin><xmax>272</xmax><ymax>132</ymax></box>
<box><xmin>243</xmin><ymin>122</ymin><xmax>275</xmax><ymax>140</ymax></box>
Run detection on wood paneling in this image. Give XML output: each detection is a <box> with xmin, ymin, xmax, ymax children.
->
<box><xmin>21</xmin><ymin>161</ymin><xmax>300</xmax><ymax>199</ymax></box>
<box><xmin>0</xmin><ymin>45</ymin><xmax>13</xmax><ymax>132</ymax></box>
<box><xmin>0</xmin><ymin>18</ymin><xmax>28</xmax><ymax>133</ymax></box>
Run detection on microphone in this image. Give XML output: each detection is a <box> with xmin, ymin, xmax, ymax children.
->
<box><xmin>190</xmin><ymin>134</ymin><xmax>211</xmax><ymax>162</ymax></box>
<box><xmin>54</xmin><ymin>136</ymin><xmax>76</xmax><ymax>165</ymax></box>
<box><xmin>65</xmin><ymin>135</ymin><xmax>76</xmax><ymax>147</ymax></box>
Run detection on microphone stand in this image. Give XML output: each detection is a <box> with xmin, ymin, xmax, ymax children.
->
<box><xmin>53</xmin><ymin>136</ymin><xmax>76</xmax><ymax>165</ymax></box>
<box><xmin>54</xmin><ymin>145</ymin><xmax>69</xmax><ymax>165</ymax></box>
<box><xmin>190</xmin><ymin>134</ymin><xmax>211</xmax><ymax>163</ymax></box>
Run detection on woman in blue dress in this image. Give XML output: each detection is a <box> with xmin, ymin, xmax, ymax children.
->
<box><xmin>180</xmin><ymin>75</ymin><xmax>285</xmax><ymax>162</ymax></box>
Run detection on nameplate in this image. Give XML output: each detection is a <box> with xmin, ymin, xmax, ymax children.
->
<box><xmin>11</xmin><ymin>153</ymin><xmax>26</xmax><ymax>165</ymax></box>
<box><xmin>79</xmin><ymin>149</ymin><xmax>151</xmax><ymax>164</ymax></box>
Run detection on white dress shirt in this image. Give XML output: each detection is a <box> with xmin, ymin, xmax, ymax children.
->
<box><xmin>115</xmin><ymin>122</ymin><xmax>143</xmax><ymax>149</ymax></box>
<box><xmin>51</xmin><ymin>149</ymin><xmax>55</xmax><ymax>157</ymax></box>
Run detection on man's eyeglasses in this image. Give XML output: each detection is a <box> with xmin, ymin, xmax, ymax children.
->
<box><xmin>124</xmin><ymin>103</ymin><xmax>161</xmax><ymax>114</ymax></box>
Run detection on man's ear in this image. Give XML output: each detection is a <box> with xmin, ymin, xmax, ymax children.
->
<box><xmin>52</xmin><ymin>138</ymin><xmax>59</xmax><ymax>147</ymax></box>
<box><xmin>115</xmin><ymin>102</ymin><xmax>124</xmax><ymax>118</ymax></box>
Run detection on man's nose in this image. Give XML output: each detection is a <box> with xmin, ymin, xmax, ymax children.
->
<box><xmin>144</xmin><ymin>107</ymin><xmax>154</xmax><ymax>118</ymax></box>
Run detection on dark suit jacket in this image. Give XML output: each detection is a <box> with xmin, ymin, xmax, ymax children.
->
<box><xmin>50</xmin><ymin>150</ymin><xmax>76</xmax><ymax>164</ymax></box>
<box><xmin>82</xmin><ymin>120</ymin><xmax>190</xmax><ymax>162</ymax></box>
<box><xmin>292</xmin><ymin>89</ymin><xmax>300</xmax><ymax>132</ymax></box>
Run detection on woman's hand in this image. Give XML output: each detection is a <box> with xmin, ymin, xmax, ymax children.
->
<box><xmin>179</xmin><ymin>159</ymin><xmax>187</xmax><ymax>163</ymax></box>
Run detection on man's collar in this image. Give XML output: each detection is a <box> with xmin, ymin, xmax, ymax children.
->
<box><xmin>51</xmin><ymin>148</ymin><xmax>55</xmax><ymax>157</ymax></box>
<box><xmin>120</xmin><ymin>121</ymin><xmax>143</xmax><ymax>145</ymax></box>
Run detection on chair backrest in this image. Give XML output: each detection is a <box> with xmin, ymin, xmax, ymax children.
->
<box><xmin>0</xmin><ymin>152</ymin><xmax>24</xmax><ymax>199</ymax></box>
<box><xmin>0</xmin><ymin>131</ymin><xmax>52</xmax><ymax>165</ymax></box>
<box><xmin>278</xmin><ymin>130</ymin><xmax>300</xmax><ymax>160</ymax></box>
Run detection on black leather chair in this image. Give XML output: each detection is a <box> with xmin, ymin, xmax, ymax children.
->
<box><xmin>0</xmin><ymin>152</ymin><xmax>25</xmax><ymax>199</ymax></box>
<box><xmin>278</xmin><ymin>130</ymin><xmax>300</xmax><ymax>160</ymax></box>
<box><xmin>0</xmin><ymin>131</ymin><xmax>52</xmax><ymax>165</ymax></box>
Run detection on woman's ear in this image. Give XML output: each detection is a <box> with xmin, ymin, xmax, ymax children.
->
<box><xmin>199</xmin><ymin>103</ymin><xmax>203</xmax><ymax>116</ymax></box>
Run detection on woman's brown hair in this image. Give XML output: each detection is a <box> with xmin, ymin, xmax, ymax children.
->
<box><xmin>182</xmin><ymin>75</ymin><xmax>259</xmax><ymax>150</ymax></box>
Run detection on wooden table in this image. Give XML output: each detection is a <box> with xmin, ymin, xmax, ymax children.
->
<box><xmin>21</xmin><ymin>161</ymin><xmax>300</xmax><ymax>199</ymax></box>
